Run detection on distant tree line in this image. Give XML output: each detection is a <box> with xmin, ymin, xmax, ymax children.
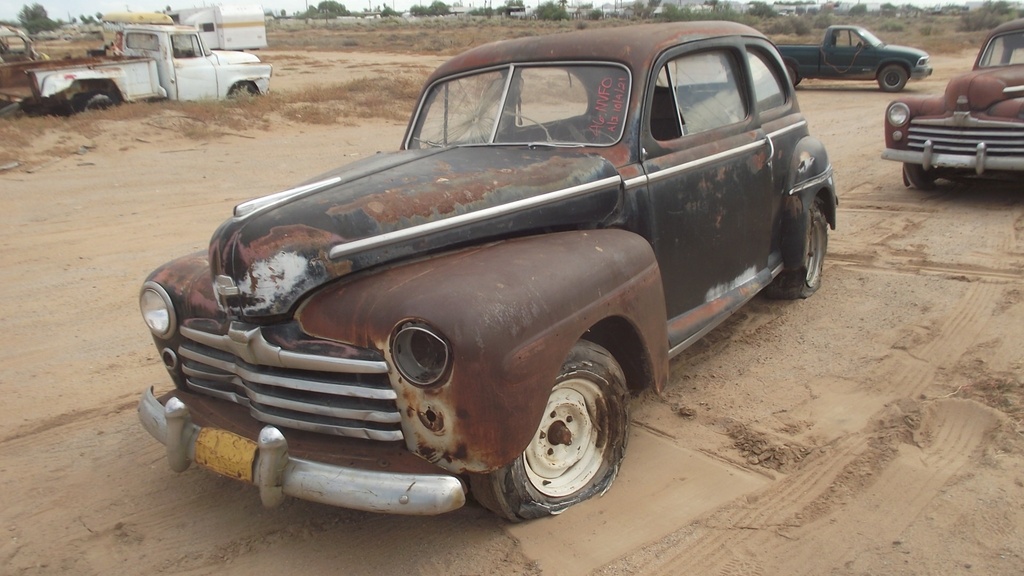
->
<box><xmin>6</xmin><ymin>0</ymin><xmax>1021</xmax><ymax>33</ymax></box>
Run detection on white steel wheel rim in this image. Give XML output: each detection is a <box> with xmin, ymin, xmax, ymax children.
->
<box><xmin>523</xmin><ymin>377</ymin><xmax>605</xmax><ymax>498</ymax></box>
<box><xmin>806</xmin><ymin>216</ymin><xmax>826</xmax><ymax>288</ymax></box>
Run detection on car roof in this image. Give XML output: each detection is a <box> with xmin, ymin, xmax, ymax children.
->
<box><xmin>425</xmin><ymin>21</ymin><xmax>764</xmax><ymax>83</ymax></box>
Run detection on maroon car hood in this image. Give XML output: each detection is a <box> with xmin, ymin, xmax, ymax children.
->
<box><xmin>944</xmin><ymin>66</ymin><xmax>1024</xmax><ymax>114</ymax></box>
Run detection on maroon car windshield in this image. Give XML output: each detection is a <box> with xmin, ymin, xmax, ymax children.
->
<box><xmin>978</xmin><ymin>29</ymin><xmax>1024</xmax><ymax>67</ymax></box>
<box><xmin>408</xmin><ymin>63</ymin><xmax>630</xmax><ymax>148</ymax></box>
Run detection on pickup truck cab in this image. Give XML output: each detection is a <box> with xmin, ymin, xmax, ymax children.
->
<box><xmin>882</xmin><ymin>18</ymin><xmax>1024</xmax><ymax>189</ymax></box>
<box><xmin>137</xmin><ymin>22</ymin><xmax>837</xmax><ymax>521</ymax></box>
<box><xmin>0</xmin><ymin>24</ymin><xmax>44</xmax><ymax>63</ymax></box>
<box><xmin>778</xmin><ymin>25</ymin><xmax>932</xmax><ymax>92</ymax></box>
<box><xmin>0</xmin><ymin>24</ymin><xmax>270</xmax><ymax>115</ymax></box>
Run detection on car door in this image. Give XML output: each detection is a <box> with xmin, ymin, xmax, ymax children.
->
<box><xmin>640</xmin><ymin>43</ymin><xmax>774</xmax><ymax>348</ymax></box>
<box><xmin>823</xmin><ymin>28</ymin><xmax>874</xmax><ymax>78</ymax></box>
<box><xmin>169</xmin><ymin>32</ymin><xmax>220</xmax><ymax>100</ymax></box>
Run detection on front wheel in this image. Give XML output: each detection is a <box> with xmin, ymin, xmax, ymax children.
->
<box><xmin>469</xmin><ymin>340</ymin><xmax>629</xmax><ymax>521</ymax></box>
<box><xmin>877</xmin><ymin>65</ymin><xmax>909</xmax><ymax>92</ymax></box>
<box><xmin>766</xmin><ymin>197</ymin><xmax>829</xmax><ymax>300</ymax></box>
<box><xmin>902</xmin><ymin>163</ymin><xmax>937</xmax><ymax>190</ymax></box>
<box><xmin>228</xmin><ymin>82</ymin><xmax>260</xmax><ymax>98</ymax></box>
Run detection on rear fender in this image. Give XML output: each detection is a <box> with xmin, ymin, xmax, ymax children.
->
<box><xmin>296</xmin><ymin>229</ymin><xmax>669</xmax><ymax>474</ymax></box>
<box><xmin>780</xmin><ymin>136</ymin><xmax>836</xmax><ymax>270</ymax></box>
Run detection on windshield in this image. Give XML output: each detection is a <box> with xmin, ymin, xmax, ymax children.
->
<box><xmin>858</xmin><ymin>29</ymin><xmax>883</xmax><ymax>48</ymax></box>
<box><xmin>408</xmin><ymin>63</ymin><xmax>630</xmax><ymax>148</ymax></box>
<box><xmin>978</xmin><ymin>30</ymin><xmax>1024</xmax><ymax>67</ymax></box>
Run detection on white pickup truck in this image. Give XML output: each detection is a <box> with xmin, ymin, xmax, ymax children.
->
<box><xmin>0</xmin><ymin>24</ymin><xmax>271</xmax><ymax>115</ymax></box>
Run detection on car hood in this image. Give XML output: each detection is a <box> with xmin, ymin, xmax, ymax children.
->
<box><xmin>943</xmin><ymin>65</ymin><xmax>1024</xmax><ymax>113</ymax></box>
<box><xmin>885</xmin><ymin>44</ymin><xmax>929</xmax><ymax>61</ymax></box>
<box><xmin>209</xmin><ymin>146</ymin><xmax>623</xmax><ymax>318</ymax></box>
<box><xmin>209</xmin><ymin>49</ymin><xmax>263</xmax><ymax>65</ymax></box>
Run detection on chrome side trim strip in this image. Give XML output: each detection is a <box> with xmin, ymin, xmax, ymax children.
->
<box><xmin>787</xmin><ymin>165</ymin><xmax>834</xmax><ymax>196</ymax></box>
<box><xmin>328</xmin><ymin>175</ymin><xmax>623</xmax><ymax>260</ymax></box>
<box><xmin>646</xmin><ymin>140</ymin><xmax>766</xmax><ymax>184</ymax></box>
<box><xmin>233</xmin><ymin>176</ymin><xmax>342</xmax><ymax>218</ymax></box>
<box><xmin>767</xmin><ymin>120</ymin><xmax>807</xmax><ymax>140</ymax></box>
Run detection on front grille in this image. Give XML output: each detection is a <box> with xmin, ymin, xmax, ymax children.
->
<box><xmin>177</xmin><ymin>324</ymin><xmax>402</xmax><ymax>441</ymax></box>
<box><xmin>907</xmin><ymin>119</ymin><xmax>1024</xmax><ymax>157</ymax></box>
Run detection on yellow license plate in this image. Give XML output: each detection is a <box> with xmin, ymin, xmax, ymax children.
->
<box><xmin>194</xmin><ymin>428</ymin><xmax>257</xmax><ymax>482</ymax></box>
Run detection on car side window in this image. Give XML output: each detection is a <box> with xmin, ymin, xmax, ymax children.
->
<box><xmin>663</xmin><ymin>50</ymin><xmax>746</xmax><ymax>137</ymax></box>
<box><xmin>171</xmin><ymin>34</ymin><xmax>201</xmax><ymax>59</ymax></box>
<box><xmin>746</xmin><ymin>50</ymin><xmax>786</xmax><ymax>113</ymax></box>
<box><xmin>125</xmin><ymin>32</ymin><xmax>159</xmax><ymax>51</ymax></box>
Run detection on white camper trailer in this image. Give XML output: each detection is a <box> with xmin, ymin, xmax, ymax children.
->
<box><xmin>167</xmin><ymin>5</ymin><xmax>267</xmax><ymax>51</ymax></box>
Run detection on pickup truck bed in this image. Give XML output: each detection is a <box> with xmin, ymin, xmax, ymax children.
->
<box><xmin>1</xmin><ymin>55</ymin><xmax>164</xmax><ymax>112</ymax></box>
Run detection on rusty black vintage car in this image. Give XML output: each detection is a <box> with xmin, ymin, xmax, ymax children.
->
<box><xmin>882</xmin><ymin>18</ymin><xmax>1024</xmax><ymax>189</ymax></box>
<box><xmin>138</xmin><ymin>22</ymin><xmax>837</xmax><ymax>521</ymax></box>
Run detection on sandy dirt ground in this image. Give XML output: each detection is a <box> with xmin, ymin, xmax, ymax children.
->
<box><xmin>1</xmin><ymin>48</ymin><xmax>1022</xmax><ymax>576</ymax></box>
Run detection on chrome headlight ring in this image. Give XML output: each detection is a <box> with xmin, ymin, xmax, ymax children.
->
<box><xmin>391</xmin><ymin>321</ymin><xmax>452</xmax><ymax>387</ymax></box>
<box><xmin>140</xmin><ymin>281</ymin><xmax>177</xmax><ymax>338</ymax></box>
<box><xmin>887</xmin><ymin>102</ymin><xmax>910</xmax><ymax>128</ymax></box>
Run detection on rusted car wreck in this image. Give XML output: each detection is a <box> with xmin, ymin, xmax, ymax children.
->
<box><xmin>882</xmin><ymin>18</ymin><xmax>1024</xmax><ymax>188</ymax></box>
<box><xmin>138</xmin><ymin>22</ymin><xmax>837</xmax><ymax>521</ymax></box>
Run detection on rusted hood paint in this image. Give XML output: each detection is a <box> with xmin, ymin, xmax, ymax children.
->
<box><xmin>210</xmin><ymin>146</ymin><xmax>623</xmax><ymax>318</ymax></box>
<box><xmin>943</xmin><ymin>66</ymin><xmax>1024</xmax><ymax>114</ymax></box>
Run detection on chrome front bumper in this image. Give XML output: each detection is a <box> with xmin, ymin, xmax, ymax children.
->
<box><xmin>883</xmin><ymin>145</ymin><xmax>1024</xmax><ymax>175</ymax></box>
<box><xmin>138</xmin><ymin>387</ymin><xmax>467</xmax><ymax>515</ymax></box>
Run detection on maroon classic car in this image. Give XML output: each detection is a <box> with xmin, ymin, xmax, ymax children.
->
<box><xmin>137</xmin><ymin>22</ymin><xmax>837</xmax><ymax>521</ymax></box>
<box><xmin>882</xmin><ymin>18</ymin><xmax>1024</xmax><ymax>189</ymax></box>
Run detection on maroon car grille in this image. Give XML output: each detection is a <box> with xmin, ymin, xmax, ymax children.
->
<box><xmin>907</xmin><ymin>122</ymin><xmax>1024</xmax><ymax>156</ymax></box>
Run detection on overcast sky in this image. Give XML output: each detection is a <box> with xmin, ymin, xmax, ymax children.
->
<box><xmin>0</xmin><ymin>0</ymin><xmax>948</xmax><ymax>26</ymax></box>
<box><xmin>7</xmin><ymin>1</ymin><xmax>445</xmax><ymax>22</ymax></box>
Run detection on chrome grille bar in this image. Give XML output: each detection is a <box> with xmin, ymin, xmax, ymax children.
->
<box><xmin>178</xmin><ymin>325</ymin><xmax>402</xmax><ymax>442</ymax></box>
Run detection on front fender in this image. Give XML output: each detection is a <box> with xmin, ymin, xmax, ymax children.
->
<box><xmin>780</xmin><ymin>136</ymin><xmax>836</xmax><ymax>270</ymax></box>
<box><xmin>295</xmin><ymin>229</ymin><xmax>668</xmax><ymax>474</ymax></box>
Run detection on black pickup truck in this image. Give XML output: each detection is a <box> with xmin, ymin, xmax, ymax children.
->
<box><xmin>778</xmin><ymin>25</ymin><xmax>932</xmax><ymax>92</ymax></box>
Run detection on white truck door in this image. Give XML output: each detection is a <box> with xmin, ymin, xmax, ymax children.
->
<box><xmin>169</xmin><ymin>33</ymin><xmax>219</xmax><ymax>100</ymax></box>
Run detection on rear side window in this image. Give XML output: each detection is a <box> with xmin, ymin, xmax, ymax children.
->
<box><xmin>663</xmin><ymin>50</ymin><xmax>746</xmax><ymax>136</ymax></box>
<box><xmin>125</xmin><ymin>32</ymin><xmax>159</xmax><ymax>51</ymax></box>
<box><xmin>746</xmin><ymin>50</ymin><xmax>786</xmax><ymax>112</ymax></box>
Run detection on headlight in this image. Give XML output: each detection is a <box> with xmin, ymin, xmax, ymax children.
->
<box><xmin>887</xmin><ymin>102</ymin><xmax>910</xmax><ymax>127</ymax></box>
<box><xmin>392</xmin><ymin>321</ymin><xmax>451</xmax><ymax>387</ymax></box>
<box><xmin>140</xmin><ymin>281</ymin><xmax>176</xmax><ymax>338</ymax></box>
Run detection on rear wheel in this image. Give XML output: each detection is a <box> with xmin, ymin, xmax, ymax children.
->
<box><xmin>469</xmin><ymin>340</ymin><xmax>629</xmax><ymax>521</ymax></box>
<box><xmin>877</xmin><ymin>65</ymin><xmax>909</xmax><ymax>92</ymax></box>
<box><xmin>766</xmin><ymin>197</ymin><xmax>829</xmax><ymax>300</ymax></box>
<box><xmin>902</xmin><ymin>163</ymin><xmax>937</xmax><ymax>190</ymax></box>
<box><xmin>71</xmin><ymin>90</ymin><xmax>119</xmax><ymax>113</ymax></box>
<box><xmin>786</xmin><ymin>64</ymin><xmax>801</xmax><ymax>87</ymax></box>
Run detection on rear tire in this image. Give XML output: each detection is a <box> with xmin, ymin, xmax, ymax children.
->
<box><xmin>71</xmin><ymin>90</ymin><xmax>119</xmax><ymax>113</ymax></box>
<box><xmin>469</xmin><ymin>340</ymin><xmax>630</xmax><ymax>521</ymax></box>
<box><xmin>786</xmin><ymin>64</ymin><xmax>801</xmax><ymax>87</ymax></box>
<box><xmin>765</xmin><ymin>198</ymin><xmax>828</xmax><ymax>300</ymax></box>
<box><xmin>877</xmin><ymin>65</ymin><xmax>909</xmax><ymax>92</ymax></box>
<box><xmin>902</xmin><ymin>163</ymin><xmax>937</xmax><ymax>190</ymax></box>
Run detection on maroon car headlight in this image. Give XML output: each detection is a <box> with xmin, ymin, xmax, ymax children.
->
<box><xmin>392</xmin><ymin>321</ymin><xmax>451</xmax><ymax>387</ymax></box>
<box><xmin>140</xmin><ymin>281</ymin><xmax>176</xmax><ymax>338</ymax></box>
<box><xmin>887</xmin><ymin>102</ymin><xmax>910</xmax><ymax>127</ymax></box>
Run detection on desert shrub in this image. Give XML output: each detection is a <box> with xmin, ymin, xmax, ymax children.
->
<box><xmin>878</xmin><ymin>20</ymin><xmax>904</xmax><ymax>33</ymax></box>
<box><xmin>959</xmin><ymin>2</ymin><xmax>1016</xmax><ymax>32</ymax></box>
<box><xmin>813</xmin><ymin>13</ymin><xmax>833</xmax><ymax>29</ymax></box>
